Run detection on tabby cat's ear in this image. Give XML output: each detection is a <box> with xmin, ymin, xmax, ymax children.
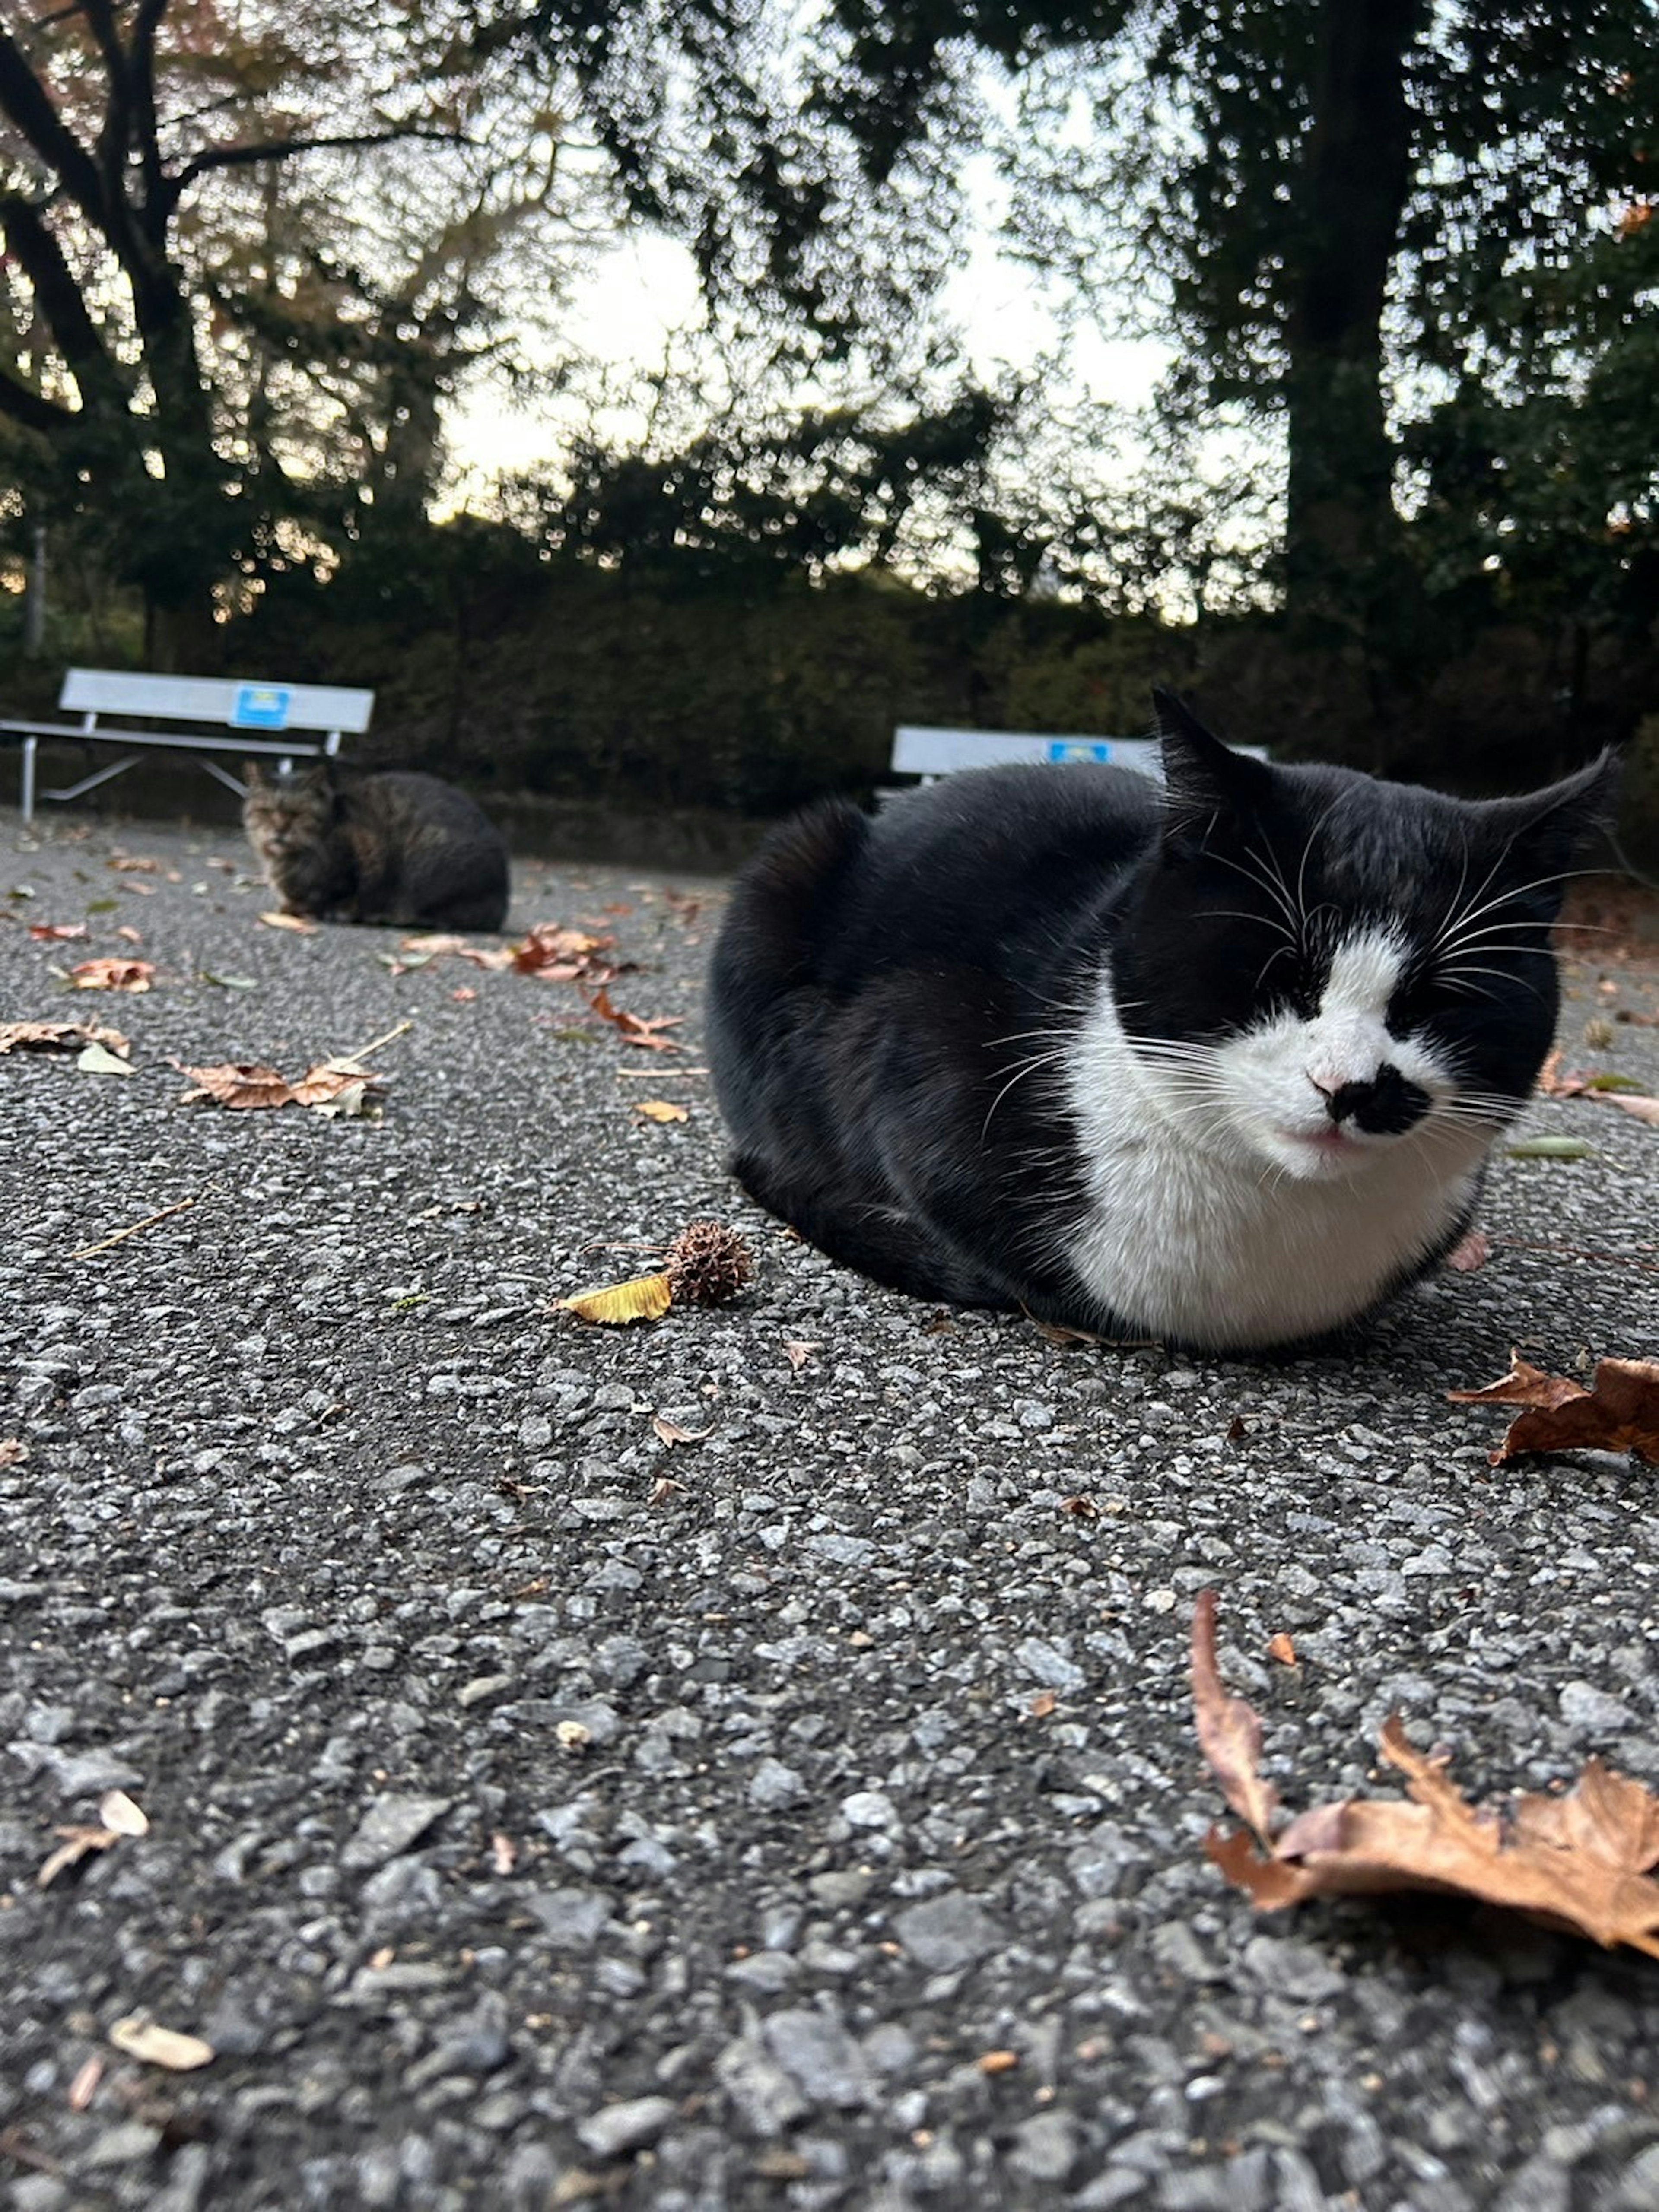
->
<box><xmin>1152</xmin><ymin>687</ymin><xmax>1272</xmax><ymax>847</ymax></box>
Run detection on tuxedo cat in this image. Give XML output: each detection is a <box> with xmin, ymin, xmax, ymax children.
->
<box><xmin>244</xmin><ymin>762</ymin><xmax>510</xmax><ymax>931</ymax></box>
<box><xmin>707</xmin><ymin>692</ymin><xmax>1614</xmax><ymax>1352</ymax></box>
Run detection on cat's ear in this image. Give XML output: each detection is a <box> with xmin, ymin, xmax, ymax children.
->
<box><xmin>1495</xmin><ymin>749</ymin><xmax>1620</xmax><ymax>888</ymax></box>
<box><xmin>1152</xmin><ymin>687</ymin><xmax>1272</xmax><ymax>848</ymax></box>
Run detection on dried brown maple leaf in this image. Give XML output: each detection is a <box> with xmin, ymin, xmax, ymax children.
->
<box><xmin>512</xmin><ymin>924</ymin><xmax>613</xmax><ymax>981</ymax></box>
<box><xmin>29</xmin><ymin>921</ymin><xmax>89</xmax><ymax>941</ymax></box>
<box><xmin>1444</xmin><ymin>1229</ymin><xmax>1490</xmax><ymax>1274</ymax></box>
<box><xmin>586</xmin><ymin>985</ymin><xmax>683</xmax><ymax>1051</ymax></box>
<box><xmin>175</xmin><ymin>1058</ymin><xmax>386</xmax><ymax>1115</ymax></box>
<box><xmin>651</xmin><ymin>1414</ymin><xmax>712</xmax><ymax>1445</ymax></box>
<box><xmin>177</xmin><ymin>1062</ymin><xmax>296</xmax><ymax>1110</ymax></box>
<box><xmin>1449</xmin><ymin>1352</ymin><xmax>1659</xmax><ymax>1464</ymax></box>
<box><xmin>1195</xmin><ymin>1594</ymin><xmax>1659</xmax><ymax>1956</ymax></box>
<box><xmin>0</xmin><ymin>1021</ymin><xmax>129</xmax><ymax>1056</ymax></box>
<box><xmin>1191</xmin><ymin>1588</ymin><xmax>1281</xmax><ymax>1845</ymax></box>
<box><xmin>69</xmin><ymin>958</ymin><xmax>154</xmax><ymax>993</ymax></box>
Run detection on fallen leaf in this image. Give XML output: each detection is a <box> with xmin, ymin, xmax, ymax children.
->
<box><xmin>1061</xmin><ymin>1493</ymin><xmax>1099</xmax><ymax>1518</ymax></box>
<box><xmin>451</xmin><ymin>987</ymin><xmax>477</xmax><ymax>1002</ymax></box>
<box><xmin>652</xmin><ymin>1414</ymin><xmax>711</xmax><ymax>1444</ymax></box>
<box><xmin>200</xmin><ymin>971</ymin><xmax>257</xmax><ymax>990</ymax></box>
<box><xmin>634</xmin><ymin>1100</ymin><xmax>689</xmax><ymax>1123</ymax></box>
<box><xmin>1450</xmin><ymin>1352</ymin><xmax>1659</xmax><ymax>1465</ymax></box>
<box><xmin>648</xmin><ymin>1476</ymin><xmax>684</xmax><ymax>1505</ymax></box>
<box><xmin>67</xmin><ymin>2054</ymin><xmax>103</xmax><ymax>2110</ymax></box>
<box><xmin>560</xmin><ymin>1272</ymin><xmax>674</xmax><ymax>1325</ymax></box>
<box><xmin>98</xmin><ymin>1790</ymin><xmax>149</xmax><ymax>1838</ymax></box>
<box><xmin>1605</xmin><ymin>1094</ymin><xmax>1659</xmax><ymax>1127</ymax></box>
<box><xmin>1445</xmin><ymin>1229</ymin><xmax>1490</xmax><ymax>1273</ymax></box>
<box><xmin>0</xmin><ymin>1020</ymin><xmax>128</xmax><ymax>1056</ymax></box>
<box><xmin>1617</xmin><ymin>1009</ymin><xmax>1659</xmax><ymax>1028</ymax></box>
<box><xmin>783</xmin><ymin>1340</ymin><xmax>819</xmax><ymax>1371</ymax></box>
<box><xmin>114</xmin><ymin>926</ymin><xmax>143</xmax><ymax>945</ymax></box>
<box><xmin>1029</xmin><ymin>1690</ymin><xmax>1057</xmax><ymax>1719</ymax></box>
<box><xmin>1197</xmin><ymin>1594</ymin><xmax>1659</xmax><ymax>1956</ymax></box>
<box><xmin>0</xmin><ymin>1438</ymin><xmax>27</xmax><ymax>1467</ymax></box>
<box><xmin>258</xmin><ymin>909</ymin><xmax>318</xmax><ymax>933</ymax></box>
<box><xmin>586</xmin><ymin>985</ymin><xmax>683</xmax><ymax>1052</ymax></box>
<box><xmin>29</xmin><ymin>921</ymin><xmax>89</xmax><ymax>941</ymax></box>
<box><xmin>108</xmin><ymin>855</ymin><xmax>159</xmax><ymax>873</ymax></box>
<box><xmin>76</xmin><ymin>1042</ymin><xmax>134</xmax><ymax>1077</ymax></box>
<box><xmin>176</xmin><ymin>1062</ymin><xmax>295</xmax><ymax>1110</ymax></box>
<box><xmin>491</xmin><ymin>1832</ymin><xmax>517</xmax><ymax>1876</ymax></box>
<box><xmin>1267</xmin><ymin>1632</ymin><xmax>1297</xmax><ymax>1666</ymax></box>
<box><xmin>290</xmin><ymin>1058</ymin><xmax>380</xmax><ymax>1106</ymax></box>
<box><xmin>176</xmin><ymin>1058</ymin><xmax>386</xmax><ymax>1115</ymax></box>
<box><xmin>512</xmin><ymin>923</ymin><xmax>613</xmax><ymax>981</ymax></box>
<box><xmin>978</xmin><ymin>2050</ymin><xmax>1020</xmax><ymax>2075</ymax></box>
<box><xmin>1506</xmin><ymin>1136</ymin><xmax>1595</xmax><ymax>1160</ymax></box>
<box><xmin>36</xmin><ymin>1825</ymin><xmax>121</xmax><ymax>1888</ymax></box>
<box><xmin>1191</xmin><ymin>1587</ymin><xmax>1281</xmax><ymax>1845</ymax></box>
<box><xmin>108</xmin><ymin>2019</ymin><xmax>215</xmax><ymax>2072</ymax></box>
<box><xmin>556</xmin><ymin>1720</ymin><xmax>592</xmax><ymax>1752</ymax></box>
<box><xmin>68</xmin><ymin>958</ymin><xmax>153</xmax><ymax>993</ymax></box>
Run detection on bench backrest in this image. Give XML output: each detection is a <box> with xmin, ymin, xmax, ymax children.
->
<box><xmin>893</xmin><ymin>725</ymin><xmax>1163</xmax><ymax>778</ymax></box>
<box><xmin>891</xmin><ymin>724</ymin><xmax>1270</xmax><ymax>780</ymax></box>
<box><xmin>60</xmin><ymin>668</ymin><xmax>375</xmax><ymax>736</ymax></box>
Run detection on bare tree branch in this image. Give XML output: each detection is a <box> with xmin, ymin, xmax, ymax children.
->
<box><xmin>0</xmin><ymin>359</ymin><xmax>78</xmax><ymax>434</ymax></box>
<box><xmin>0</xmin><ymin>25</ymin><xmax>109</xmax><ymax>228</ymax></box>
<box><xmin>168</xmin><ymin>127</ymin><xmax>471</xmax><ymax>205</ymax></box>
<box><xmin>0</xmin><ymin>193</ymin><xmax>129</xmax><ymax>409</ymax></box>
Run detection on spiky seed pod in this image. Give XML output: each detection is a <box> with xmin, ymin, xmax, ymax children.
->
<box><xmin>665</xmin><ymin>1219</ymin><xmax>755</xmax><ymax>1305</ymax></box>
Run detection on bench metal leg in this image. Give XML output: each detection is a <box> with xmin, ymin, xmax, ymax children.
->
<box><xmin>42</xmin><ymin>754</ymin><xmax>144</xmax><ymax>805</ymax></box>
<box><xmin>198</xmin><ymin>758</ymin><xmax>251</xmax><ymax>798</ymax></box>
<box><xmin>21</xmin><ymin>735</ymin><xmax>36</xmax><ymax>827</ymax></box>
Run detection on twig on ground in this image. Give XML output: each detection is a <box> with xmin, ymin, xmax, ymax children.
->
<box><xmin>70</xmin><ymin>1192</ymin><xmax>210</xmax><ymax>1261</ymax></box>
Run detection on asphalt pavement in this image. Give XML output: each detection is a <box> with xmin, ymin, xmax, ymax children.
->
<box><xmin>3</xmin><ymin>803</ymin><xmax>1659</xmax><ymax>2212</ymax></box>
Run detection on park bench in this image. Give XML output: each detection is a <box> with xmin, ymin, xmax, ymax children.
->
<box><xmin>890</xmin><ymin>723</ymin><xmax>1269</xmax><ymax>783</ymax></box>
<box><xmin>0</xmin><ymin>667</ymin><xmax>375</xmax><ymax>828</ymax></box>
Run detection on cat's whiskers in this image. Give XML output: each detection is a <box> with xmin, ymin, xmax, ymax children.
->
<box><xmin>1432</xmin><ymin>864</ymin><xmax>1600</xmax><ymax>958</ymax></box>
<box><xmin>980</xmin><ymin>1047</ymin><xmax>1069</xmax><ymax>1140</ymax></box>
<box><xmin>1206</xmin><ymin>846</ymin><xmax>1302</xmax><ymax>939</ymax></box>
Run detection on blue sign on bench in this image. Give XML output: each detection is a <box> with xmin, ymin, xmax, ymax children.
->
<box><xmin>1046</xmin><ymin>738</ymin><xmax>1114</xmax><ymax>764</ymax></box>
<box><xmin>232</xmin><ymin>684</ymin><xmax>292</xmax><ymax>731</ymax></box>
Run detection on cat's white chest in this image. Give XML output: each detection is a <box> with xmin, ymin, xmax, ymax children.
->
<box><xmin>1059</xmin><ymin>965</ymin><xmax>1492</xmax><ymax>1349</ymax></box>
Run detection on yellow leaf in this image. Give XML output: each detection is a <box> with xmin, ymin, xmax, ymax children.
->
<box><xmin>634</xmin><ymin>1100</ymin><xmax>690</xmax><ymax>1123</ymax></box>
<box><xmin>109</xmin><ymin>2018</ymin><xmax>215</xmax><ymax>2071</ymax></box>
<box><xmin>560</xmin><ymin>1272</ymin><xmax>673</xmax><ymax>1325</ymax></box>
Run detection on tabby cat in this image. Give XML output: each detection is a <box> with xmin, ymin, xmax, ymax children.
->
<box><xmin>243</xmin><ymin>763</ymin><xmax>510</xmax><ymax>932</ymax></box>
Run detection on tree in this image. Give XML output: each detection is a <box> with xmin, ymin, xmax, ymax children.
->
<box><xmin>798</xmin><ymin>0</ymin><xmax>1657</xmax><ymax>719</ymax></box>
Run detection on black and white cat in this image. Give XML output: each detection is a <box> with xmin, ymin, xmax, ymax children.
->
<box><xmin>706</xmin><ymin>691</ymin><xmax>1615</xmax><ymax>1352</ymax></box>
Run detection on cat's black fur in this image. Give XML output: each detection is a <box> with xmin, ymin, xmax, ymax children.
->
<box><xmin>243</xmin><ymin>763</ymin><xmax>510</xmax><ymax>932</ymax></box>
<box><xmin>707</xmin><ymin>691</ymin><xmax>1615</xmax><ymax>1351</ymax></box>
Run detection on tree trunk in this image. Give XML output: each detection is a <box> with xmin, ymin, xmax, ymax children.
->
<box><xmin>1282</xmin><ymin>0</ymin><xmax>1427</xmax><ymax>675</ymax></box>
<box><xmin>23</xmin><ymin>520</ymin><xmax>46</xmax><ymax>655</ymax></box>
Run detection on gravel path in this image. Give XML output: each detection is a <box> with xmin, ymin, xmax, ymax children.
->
<box><xmin>3</xmin><ymin>806</ymin><xmax>1659</xmax><ymax>2212</ymax></box>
